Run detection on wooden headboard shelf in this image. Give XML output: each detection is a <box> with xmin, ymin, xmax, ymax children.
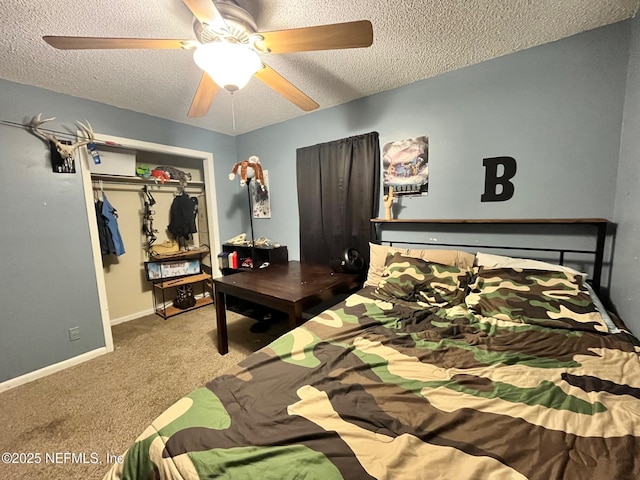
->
<box><xmin>371</xmin><ymin>218</ymin><xmax>608</xmax><ymax>225</ymax></box>
<box><xmin>370</xmin><ymin>218</ymin><xmax>610</xmax><ymax>293</ymax></box>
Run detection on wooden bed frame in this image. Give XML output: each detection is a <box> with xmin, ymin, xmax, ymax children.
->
<box><xmin>371</xmin><ymin>218</ymin><xmax>610</xmax><ymax>294</ymax></box>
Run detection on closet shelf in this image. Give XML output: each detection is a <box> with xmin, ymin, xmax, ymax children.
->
<box><xmin>90</xmin><ymin>173</ymin><xmax>204</xmax><ymax>187</ymax></box>
<box><xmin>148</xmin><ymin>246</ymin><xmax>210</xmax><ymax>260</ymax></box>
<box><xmin>156</xmin><ymin>296</ymin><xmax>213</xmax><ymax>319</ymax></box>
<box><xmin>153</xmin><ymin>272</ymin><xmax>211</xmax><ymax>290</ymax></box>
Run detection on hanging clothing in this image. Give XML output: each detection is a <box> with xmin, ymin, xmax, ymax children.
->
<box><xmin>101</xmin><ymin>194</ymin><xmax>126</xmax><ymax>256</ymax></box>
<box><xmin>95</xmin><ymin>199</ymin><xmax>115</xmax><ymax>255</ymax></box>
<box><xmin>168</xmin><ymin>192</ymin><xmax>198</xmax><ymax>242</ymax></box>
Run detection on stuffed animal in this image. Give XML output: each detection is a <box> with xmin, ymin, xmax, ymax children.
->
<box><xmin>155</xmin><ymin>165</ymin><xmax>192</xmax><ymax>186</ymax></box>
<box><xmin>151</xmin><ymin>169</ymin><xmax>171</xmax><ymax>184</ymax></box>
<box><xmin>229</xmin><ymin>155</ymin><xmax>266</xmax><ymax>191</ymax></box>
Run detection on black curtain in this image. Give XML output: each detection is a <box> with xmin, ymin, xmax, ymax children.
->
<box><xmin>296</xmin><ymin>131</ymin><xmax>380</xmax><ymax>266</ymax></box>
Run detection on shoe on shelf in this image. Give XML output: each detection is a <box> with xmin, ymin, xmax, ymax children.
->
<box><xmin>226</xmin><ymin>233</ymin><xmax>248</xmax><ymax>245</ymax></box>
<box><xmin>254</xmin><ymin>237</ymin><xmax>280</xmax><ymax>248</ymax></box>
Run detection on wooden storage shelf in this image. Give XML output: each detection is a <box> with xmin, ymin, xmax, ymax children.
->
<box><xmin>149</xmin><ymin>247</ymin><xmax>210</xmax><ymax>261</ymax></box>
<box><xmin>147</xmin><ymin>249</ymin><xmax>213</xmax><ymax>319</ymax></box>
<box><xmin>153</xmin><ymin>272</ymin><xmax>213</xmax><ymax>319</ymax></box>
<box><xmin>370</xmin><ymin>218</ymin><xmax>608</xmax><ymax>225</ymax></box>
<box><xmin>153</xmin><ymin>272</ymin><xmax>211</xmax><ymax>290</ymax></box>
<box><xmin>220</xmin><ymin>243</ymin><xmax>288</xmax><ymax>275</ymax></box>
<box><xmin>155</xmin><ymin>295</ymin><xmax>213</xmax><ymax>318</ymax></box>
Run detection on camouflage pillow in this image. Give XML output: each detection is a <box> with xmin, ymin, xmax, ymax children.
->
<box><xmin>374</xmin><ymin>253</ymin><xmax>470</xmax><ymax>306</ymax></box>
<box><xmin>465</xmin><ymin>267</ymin><xmax>609</xmax><ymax>332</ymax></box>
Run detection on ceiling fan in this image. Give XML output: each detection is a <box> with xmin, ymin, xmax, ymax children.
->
<box><xmin>42</xmin><ymin>0</ymin><xmax>374</xmax><ymax>119</ymax></box>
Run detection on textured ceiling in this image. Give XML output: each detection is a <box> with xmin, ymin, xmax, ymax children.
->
<box><xmin>1</xmin><ymin>1</ymin><xmax>638</xmax><ymax>136</ymax></box>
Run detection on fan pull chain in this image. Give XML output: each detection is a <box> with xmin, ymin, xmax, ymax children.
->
<box><xmin>231</xmin><ymin>93</ymin><xmax>236</xmax><ymax>131</ymax></box>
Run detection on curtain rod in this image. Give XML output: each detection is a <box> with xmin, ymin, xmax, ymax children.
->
<box><xmin>90</xmin><ymin>175</ymin><xmax>204</xmax><ymax>189</ymax></box>
<box><xmin>92</xmin><ymin>180</ymin><xmax>203</xmax><ymax>190</ymax></box>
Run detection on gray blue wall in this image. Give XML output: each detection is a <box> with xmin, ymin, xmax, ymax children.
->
<box><xmin>612</xmin><ymin>14</ymin><xmax>640</xmax><ymax>330</ymax></box>
<box><xmin>236</xmin><ymin>22</ymin><xmax>628</xmax><ymax>254</ymax></box>
<box><xmin>2</xmin><ymin>18</ymin><xmax>639</xmax><ymax>384</ymax></box>
<box><xmin>235</xmin><ymin>20</ymin><xmax>638</xmax><ymax>331</ymax></box>
<box><xmin>0</xmin><ymin>82</ymin><xmax>236</xmax><ymax>383</ymax></box>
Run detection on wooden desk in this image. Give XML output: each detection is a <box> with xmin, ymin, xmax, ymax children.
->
<box><xmin>213</xmin><ymin>261</ymin><xmax>362</xmax><ymax>354</ymax></box>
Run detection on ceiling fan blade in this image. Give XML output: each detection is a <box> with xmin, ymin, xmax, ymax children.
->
<box><xmin>182</xmin><ymin>0</ymin><xmax>227</xmax><ymax>30</ymax></box>
<box><xmin>254</xmin><ymin>63</ymin><xmax>319</xmax><ymax>112</ymax></box>
<box><xmin>188</xmin><ymin>73</ymin><xmax>219</xmax><ymax>117</ymax></box>
<box><xmin>43</xmin><ymin>36</ymin><xmax>194</xmax><ymax>50</ymax></box>
<box><xmin>255</xmin><ymin>20</ymin><xmax>373</xmax><ymax>54</ymax></box>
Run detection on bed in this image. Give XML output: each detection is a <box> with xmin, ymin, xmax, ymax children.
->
<box><xmin>104</xmin><ymin>226</ymin><xmax>640</xmax><ymax>480</ymax></box>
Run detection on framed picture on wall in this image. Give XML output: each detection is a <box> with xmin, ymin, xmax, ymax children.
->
<box><xmin>252</xmin><ymin>169</ymin><xmax>271</xmax><ymax>218</ymax></box>
<box><xmin>382</xmin><ymin>136</ymin><xmax>429</xmax><ymax>196</ymax></box>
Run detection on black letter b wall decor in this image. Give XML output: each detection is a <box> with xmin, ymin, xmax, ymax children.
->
<box><xmin>481</xmin><ymin>156</ymin><xmax>517</xmax><ymax>202</ymax></box>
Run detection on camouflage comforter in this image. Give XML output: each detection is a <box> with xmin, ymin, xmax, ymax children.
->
<box><xmin>105</xmin><ymin>274</ymin><xmax>640</xmax><ymax>480</ymax></box>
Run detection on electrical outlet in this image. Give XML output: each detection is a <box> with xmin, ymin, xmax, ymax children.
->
<box><xmin>68</xmin><ymin>326</ymin><xmax>80</xmax><ymax>341</ymax></box>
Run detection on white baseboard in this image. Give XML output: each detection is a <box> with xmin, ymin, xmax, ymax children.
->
<box><xmin>0</xmin><ymin>347</ymin><xmax>108</xmax><ymax>393</ymax></box>
<box><xmin>1</xmin><ymin>298</ymin><xmax>213</xmax><ymax>392</ymax></box>
<box><xmin>109</xmin><ymin>293</ymin><xmax>210</xmax><ymax>326</ymax></box>
<box><xmin>109</xmin><ymin>308</ymin><xmax>155</xmax><ymax>326</ymax></box>
<box><xmin>1</xmin><ymin>297</ymin><xmax>210</xmax><ymax>393</ymax></box>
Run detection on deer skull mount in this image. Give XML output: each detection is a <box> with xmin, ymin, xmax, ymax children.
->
<box><xmin>28</xmin><ymin>113</ymin><xmax>95</xmax><ymax>173</ymax></box>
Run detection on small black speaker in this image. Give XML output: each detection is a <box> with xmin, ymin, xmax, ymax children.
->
<box><xmin>330</xmin><ymin>248</ymin><xmax>365</xmax><ymax>273</ymax></box>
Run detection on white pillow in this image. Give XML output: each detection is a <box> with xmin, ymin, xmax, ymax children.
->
<box><xmin>583</xmin><ymin>282</ymin><xmax>620</xmax><ymax>334</ymax></box>
<box><xmin>475</xmin><ymin>252</ymin><xmax>586</xmax><ymax>278</ymax></box>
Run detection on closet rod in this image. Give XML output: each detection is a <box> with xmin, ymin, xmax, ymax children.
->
<box><xmin>93</xmin><ymin>183</ymin><xmax>204</xmax><ymax>194</ymax></box>
<box><xmin>90</xmin><ymin>174</ymin><xmax>204</xmax><ymax>188</ymax></box>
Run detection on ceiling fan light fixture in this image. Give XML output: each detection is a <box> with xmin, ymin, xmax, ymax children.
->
<box><xmin>193</xmin><ymin>42</ymin><xmax>261</xmax><ymax>92</ymax></box>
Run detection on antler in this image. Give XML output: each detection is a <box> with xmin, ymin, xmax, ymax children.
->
<box><xmin>76</xmin><ymin>120</ymin><xmax>94</xmax><ymax>144</ymax></box>
<box><xmin>28</xmin><ymin>113</ymin><xmax>58</xmax><ymax>144</ymax></box>
<box><xmin>28</xmin><ymin>113</ymin><xmax>95</xmax><ymax>160</ymax></box>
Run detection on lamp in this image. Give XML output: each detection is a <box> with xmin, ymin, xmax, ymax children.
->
<box><xmin>193</xmin><ymin>42</ymin><xmax>261</xmax><ymax>92</ymax></box>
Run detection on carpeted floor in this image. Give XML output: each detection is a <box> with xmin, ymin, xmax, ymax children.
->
<box><xmin>0</xmin><ymin>306</ymin><xmax>289</xmax><ymax>480</ymax></box>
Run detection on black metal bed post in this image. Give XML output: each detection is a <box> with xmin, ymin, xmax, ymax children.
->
<box><xmin>592</xmin><ymin>220</ymin><xmax>607</xmax><ymax>294</ymax></box>
<box><xmin>246</xmin><ymin>178</ymin><xmax>255</xmax><ymax>246</ymax></box>
<box><xmin>247</xmin><ymin>178</ymin><xmax>255</xmax><ymax>267</ymax></box>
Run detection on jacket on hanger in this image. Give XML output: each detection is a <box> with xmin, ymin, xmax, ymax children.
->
<box><xmin>101</xmin><ymin>194</ymin><xmax>125</xmax><ymax>256</ymax></box>
<box><xmin>95</xmin><ymin>199</ymin><xmax>116</xmax><ymax>255</ymax></box>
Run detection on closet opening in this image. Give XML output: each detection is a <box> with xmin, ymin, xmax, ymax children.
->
<box><xmin>78</xmin><ymin>133</ymin><xmax>221</xmax><ymax>353</ymax></box>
